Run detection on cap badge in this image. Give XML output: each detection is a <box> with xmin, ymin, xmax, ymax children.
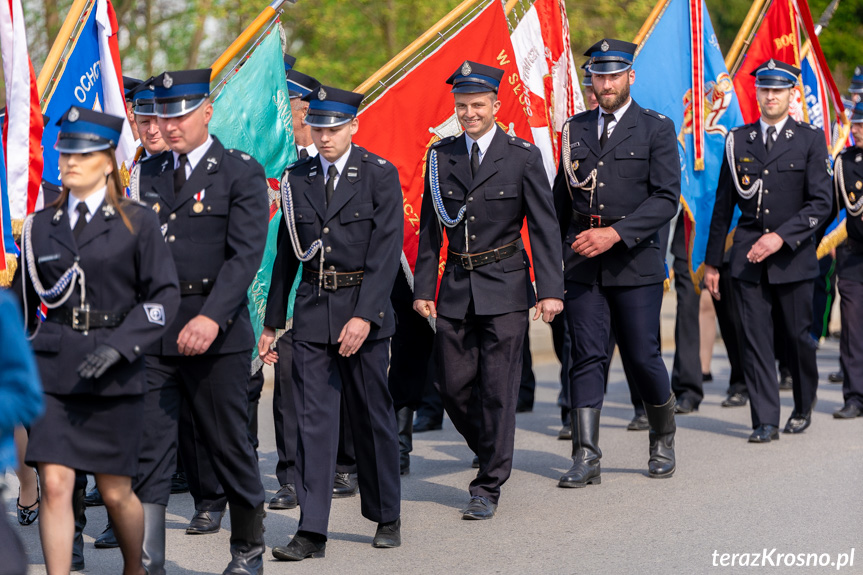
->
<box><xmin>768</xmin><ymin>59</ymin><xmax>776</xmax><ymax>70</ymax></box>
<box><xmin>163</xmin><ymin>72</ymin><xmax>173</xmax><ymax>89</ymax></box>
<box><xmin>601</xmin><ymin>40</ymin><xmax>610</xmax><ymax>52</ymax></box>
<box><xmin>318</xmin><ymin>87</ymin><xmax>327</xmax><ymax>100</ymax></box>
<box><xmin>856</xmin><ymin>67</ymin><xmax>861</xmax><ymax>76</ymax></box>
<box><xmin>461</xmin><ymin>62</ymin><xmax>472</xmax><ymax>77</ymax></box>
<box><xmin>67</xmin><ymin>107</ymin><xmax>80</xmax><ymax>122</ymax></box>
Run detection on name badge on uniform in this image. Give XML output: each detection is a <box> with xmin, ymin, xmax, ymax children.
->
<box><xmin>38</xmin><ymin>253</ymin><xmax>60</xmax><ymax>263</ymax></box>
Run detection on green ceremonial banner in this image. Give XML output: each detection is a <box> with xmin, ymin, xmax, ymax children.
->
<box><xmin>210</xmin><ymin>24</ymin><xmax>299</xmax><ymax>373</ymax></box>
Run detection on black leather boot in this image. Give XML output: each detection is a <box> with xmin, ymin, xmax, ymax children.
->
<box><xmin>223</xmin><ymin>504</ymin><xmax>265</xmax><ymax>575</ymax></box>
<box><xmin>71</xmin><ymin>485</ymin><xmax>87</xmax><ymax>571</ymax></box>
<box><xmin>396</xmin><ymin>407</ymin><xmax>413</xmax><ymax>476</ymax></box>
<box><xmin>142</xmin><ymin>503</ymin><xmax>167</xmax><ymax>575</ymax></box>
<box><xmin>558</xmin><ymin>408</ymin><xmax>602</xmax><ymax>488</ymax></box>
<box><xmin>644</xmin><ymin>393</ymin><xmax>676</xmax><ymax>478</ymax></box>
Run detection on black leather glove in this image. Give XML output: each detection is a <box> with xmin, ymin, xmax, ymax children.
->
<box><xmin>77</xmin><ymin>345</ymin><xmax>122</xmax><ymax>379</ymax></box>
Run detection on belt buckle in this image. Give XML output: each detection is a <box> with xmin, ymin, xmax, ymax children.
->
<box><xmin>590</xmin><ymin>214</ymin><xmax>602</xmax><ymax>228</ymax></box>
<box><xmin>322</xmin><ymin>270</ymin><xmax>338</xmax><ymax>291</ymax></box>
<box><xmin>461</xmin><ymin>254</ymin><xmax>474</xmax><ymax>271</ymax></box>
<box><xmin>72</xmin><ymin>305</ymin><xmax>90</xmax><ymax>333</ymax></box>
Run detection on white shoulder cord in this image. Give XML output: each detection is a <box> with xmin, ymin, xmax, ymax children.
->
<box><xmin>20</xmin><ymin>214</ymin><xmax>87</xmax><ymax>339</ymax></box>
<box><xmin>129</xmin><ymin>163</ymin><xmax>141</xmax><ymax>202</ymax></box>
<box><xmin>725</xmin><ymin>131</ymin><xmax>764</xmax><ymax>217</ymax></box>
<box><xmin>280</xmin><ymin>167</ymin><xmax>325</xmax><ymax>295</ymax></box>
<box><xmin>429</xmin><ymin>149</ymin><xmax>473</xmax><ymax>251</ymax></box>
<box><xmin>561</xmin><ymin>122</ymin><xmax>598</xmax><ymax>208</ymax></box>
<box><xmin>836</xmin><ymin>154</ymin><xmax>863</xmax><ymax>217</ymax></box>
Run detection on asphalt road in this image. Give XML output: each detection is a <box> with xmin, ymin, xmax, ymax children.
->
<box><xmin>5</xmin><ymin>331</ymin><xmax>863</xmax><ymax>574</ymax></box>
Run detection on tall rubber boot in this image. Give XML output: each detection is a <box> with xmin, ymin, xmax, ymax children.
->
<box><xmin>71</xmin><ymin>484</ymin><xmax>87</xmax><ymax>571</ymax></box>
<box><xmin>223</xmin><ymin>504</ymin><xmax>265</xmax><ymax>575</ymax></box>
<box><xmin>644</xmin><ymin>393</ymin><xmax>676</xmax><ymax>478</ymax></box>
<box><xmin>558</xmin><ymin>408</ymin><xmax>602</xmax><ymax>488</ymax></box>
<box><xmin>142</xmin><ymin>503</ymin><xmax>167</xmax><ymax>575</ymax></box>
<box><xmin>396</xmin><ymin>407</ymin><xmax>413</xmax><ymax>476</ymax></box>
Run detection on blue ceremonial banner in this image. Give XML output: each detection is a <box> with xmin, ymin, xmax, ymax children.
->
<box><xmin>632</xmin><ymin>0</ymin><xmax>744</xmax><ymax>279</ymax></box>
<box><xmin>40</xmin><ymin>2</ymin><xmax>103</xmax><ymax>185</ymax></box>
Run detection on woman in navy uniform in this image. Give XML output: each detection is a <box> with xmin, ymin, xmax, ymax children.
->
<box><xmin>833</xmin><ymin>101</ymin><xmax>863</xmax><ymax>419</ymax></box>
<box><xmin>17</xmin><ymin>107</ymin><xmax>179</xmax><ymax>575</ymax></box>
<box><xmin>705</xmin><ymin>59</ymin><xmax>833</xmax><ymax>442</ymax></box>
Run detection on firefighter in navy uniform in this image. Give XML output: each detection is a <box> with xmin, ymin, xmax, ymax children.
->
<box><xmin>18</xmin><ymin>107</ymin><xmax>179</xmax><ymax>575</ymax></box>
<box><xmin>832</xmin><ymin>101</ymin><xmax>863</xmax><ymax>419</ymax></box>
<box><xmin>705</xmin><ymin>59</ymin><xmax>833</xmax><ymax>442</ymax></box>
<box><xmin>259</xmin><ymin>85</ymin><xmax>403</xmax><ymax>559</ymax></box>
<box><xmin>553</xmin><ymin>39</ymin><xmax>680</xmax><ymax>486</ymax></box>
<box><xmin>133</xmin><ymin>68</ymin><xmax>269</xmax><ymax>575</ymax></box>
<box><xmin>413</xmin><ymin>61</ymin><xmax>564</xmax><ymax>520</ymax></box>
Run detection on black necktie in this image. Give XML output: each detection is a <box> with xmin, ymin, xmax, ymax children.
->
<box><xmin>299</xmin><ymin>148</ymin><xmax>309</xmax><ymax>160</ymax></box>
<box><xmin>765</xmin><ymin>126</ymin><xmax>776</xmax><ymax>153</ymax></box>
<box><xmin>326</xmin><ymin>164</ymin><xmax>338</xmax><ymax>207</ymax></box>
<box><xmin>470</xmin><ymin>142</ymin><xmax>480</xmax><ymax>178</ymax></box>
<box><xmin>173</xmin><ymin>153</ymin><xmax>188</xmax><ymax>195</ymax></box>
<box><xmin>72</xmin><ymin>202</ymin><xmax>89</xmax><ymax>240</ymax></box>
<box><xmin>600</xmin><ymin>113</ymin><xmax>615</xmax><ymax>149</ymax></box>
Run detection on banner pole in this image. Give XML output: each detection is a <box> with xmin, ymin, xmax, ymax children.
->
<box><xmin>725</xmin><ymin>0</ymin><xmax>770</xmax><ymax>74</ymax></box>
<box><xmin>634</xmin><ymin>0</ymin><xmax>671</xmax><ymax>47</ymax></box>
<box><xmin>36</xmin><ymin>0</ymin><xmax>91</xmax><ymax>96</ymax></box>
<box><xmin>210</xmin><ymin>0</ymin><xmax>292</xmax><ymax>81</ymax></box>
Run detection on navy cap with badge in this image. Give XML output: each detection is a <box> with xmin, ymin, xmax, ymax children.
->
<box><xmin>287</xmin><ymin>69</ymin><xmax>321</xmax><ymax>100</ymax></box>
<box><xmin>303</xmin><ymin>85</ymin><xmax>364</xmax><ymax>128</ymax></box>
<box><xmin>55</xmin><ymin>106</ymin><xmax>124</xmax><ymax>154</ymax></box>
<box><xmin>584</xmin><ymin>39</ymin><xmax>636</xmax><ymax>75</ymax></box>
<box><xmin>153</xmin><ymin>68</ymin><xmax>211</xmax><ymax>118</ymax></box>
<box><xmin>284</xmin><ymin>54</ymin><xmax>296</xmax><ymax>73</ymax></box>
<box><xmin>581</xmin><ymin>60</ymin><xmax>592</xmax><ymax>87</ymax></box>
<box><xmin>850</xmin><ymin>100</ymin><xmax>863</xmax><ymax>124</ymax></box>
<box><xmin>850</xmin><ymin>66</ymin><xmax>863</xmax><ymax>95</ymax></box>
<box><xmin>446</xmin><ymin>61</ymin><xmax>504</xmax><ymax>94</ymax></box>
<box><xmin>123</xmin><ymin>76</ymin><xmax>142</xmax><ymax>102</ymax></box>
<box><xmin>750</xmin><ymin>59</ymin><xmax>800</xmax><ymax>89</ymax></box>
<box><xmin>129</xmin><ymin>77</ymin><xmax>157</xmax><ymax>116</ymax></box>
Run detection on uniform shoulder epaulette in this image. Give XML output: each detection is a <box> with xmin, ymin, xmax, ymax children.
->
<box><xmin>225</xmin><ymin>148</ymin><xmax>255</xmax><ymax>161</ymax></box>
<box><xmin>284</xmin><ymin>154</ymin><xmax>312</xmax><ymax>171</ymax></box>
<box><xmin>507</xmin><ymin>136</ymin><xmax>533</xmax><ymax>150</ymax></box>
<box><xmin>431</xmin><ymin>135</ymin><xmax>457</xmax><ymax>148</ymax></box>
<box><xmin>642</xmin><ymin>108</ymin><xmax>669</xmax><ymax>121</ymax></box>
<box><xmin>119</xmin><ymin>196</ymin><xmax>146</xmax><ymax>209</ymax></box>
<box><xmin>138</xmin><ymin>153</ymin><xmax>158</xmax><ymax>163</ymax></box>
<box><xmin>360</xmin><ymin>150</ymin><xmax>391</xmax><ymax>167</ymax></box>
<box><xmin>141</xmin><ymin>150</ymin><xmax>171</xmax><ymax>171</ymax></box>
<box><xmin>730</xmin><ymin>126</ymin><xmax>741</xmax><ymax>132</ymax></box>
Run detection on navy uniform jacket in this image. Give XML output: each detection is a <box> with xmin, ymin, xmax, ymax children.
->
<box><xmin>836</xmin><ymin>146</ymin><xmax>863</xmax><ymax>282</ymax></box>
<box><xmin>135</xmin><ymin>136</ymin><xmax>268</xmax><ymax>356</ymax></box>
<box><xmin>705</xmin><ymin>120</ymin><xmax>833</xmax><ymax>284</ymax></box>
<box><xmin>413</xmin><ymin>126</ymin><xmax>564</xmax><ymax>319</ymax></box>
<box><xmin>552</xmin><ymin>101</ymin><xmax>680</xmax><ymax>287</ymax></box>
<box><xmin>19</xmin><ymin>200</ymin><xmax>180</xmax><ymax>396</ymax></box>
<box><xmin>265</xmin><ymin>144</ymin><xmax>403</xmax><ymax>344</ymax></box>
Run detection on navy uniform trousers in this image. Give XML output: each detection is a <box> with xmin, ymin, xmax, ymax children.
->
<box><xmin>838</xmin><ymin>278</ymin><xmax>863</xmax><ymax>410</ymax></box>
<box><xmin>734</xmin><ymin>272</ymin><xmax>818</xmax><ymax>428</ymax></box>
<box><xmin>670</xmin><ymin>213</ymin><xmax>704</xmax><ymax>407</ymax></box>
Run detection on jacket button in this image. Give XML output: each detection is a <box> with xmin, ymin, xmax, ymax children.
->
<box><xmin>325</xmin><ymin>246</ymin><xmax>332</xmax><ymax>253</ymax></box>
<box><xmin>499</xmin><ymin>191</ymin><xmax>504</xmax><ymax>196</ymax></box>
<box><xmin>764</xmin><ymin>189</ymin><xmax>769</xmax><ymax>194</ymax></box>
<box><xmin>763</xmin><ymin>169</ymin><xmax>769</xmax><ymax>175</ymax></box>
<box><xmin>790</xmin><ymin>164</ymin><xmax>794</xmax><ymax>168</ymax></box>
<box><xmin>298</xmin><ymin>214</ymin><xmax>303</xmax><ymax>219</ymax></box>
<box><xmin>765</xmin><ymin>228</ymin><xmax>770</xmax><ymax>233</ymax></box>
<box><xmin>168</xmin><ymin>235</ymin><xmax>176</xmax><ymax>243</ymax></box>
<box><xmin>133</xmin><ymin>345</ymin><xmax>140</xmax><ymax>354</ymax></box>
<box><xmin>468</xmin><ymin>197</ymin><xmax>473</xmax><ymax>202</ymax></box>
<box><xmin>379</xmin><ymin>312</ymin><xmax>384</xmax><ymax>318</ymax></box>
<box><xmin>599</xmin><ymin>204</ymin><xmax>605</xmax><ymax>210</ymax></box>
<box><xmin>470</xmin><ymin>234</ymin><xmax>476</xmax><ymax>240</ymax></box>
<box><xmin>796</xmin><ymin>240</ymin><xmax>801</xmax><ymax>246</ymax></box>
<box><xmin>206</xmin><ymin>206</ymin><xmax>212</xmax><ymax>212</ymax></box>
<box><xmin>447</xmin><ymin>190</ymin><xmax>452</xmax><ymax>195</ymax></box>
<box><xmin>598</xmin><ymin>161</ymin><xmax>604</xmax><ymax>167</ymax></box>
<box><xmin>764</xmin><ymin>209</ymin><xmax>770</xmax><ymax>215</ymax></box>
<box><xmin>323</xmin><ymin>227</ymin><xmax>330</xmax><ymax>234</ymax></box>
<box><xmin>635</xmin><ymin>237</ymin><xmax>641</xmax><ymax>243</ymax></box>
<box><xmin>469</xmin><ymin>216</ymin><xmax>475</xmax><ymax>222</ymax></box>
<box><xmin>598</xmin><ymin>182</ymin><xmax>605</xmax><ymax>187</ymax></box>
<box><xmin>354</xmin><ymin>212</ymin><xmax>360</xmax><ymax>218</ymax></box>
<box><xmin>169</xmin><ymin>213</ymin><xmax>176</xmax><ymax>221</ymax></box>
<box><xmin>630</xmin><ymin>152</ymin><xmax>635</xmax><ymax>156</ymax></box>
<box><xmin>227</xmin><ymin>319</ymin><xmax>233</xmax><ymax>325</ymax></box>
<box><xmin>328</xmin><ymin>265</ymin><xmax>335</xmax><ymax>271</ymax></box>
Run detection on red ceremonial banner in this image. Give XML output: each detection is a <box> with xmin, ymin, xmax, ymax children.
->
<box><xmin>732</xmin><ymin>0</ymin><xmax>802</xmax><ymax>124</ymax></box>
<box><xmin>354</xmin><ymin>2</ymin><xmax>534</xmax><ymax>279</ymax></box>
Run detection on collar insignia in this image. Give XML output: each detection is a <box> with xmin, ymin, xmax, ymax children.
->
<box><xmin>102</xmin><ymin>204</ymin><xmax>115</xmax><ymax>217</ymax></box>
<box><xmin>785</xmin><ymin>129</ymin><xmax>793</xmax><ymax>139</ymax></box>
<box><xmin>53</xmin><ymin>209</ymin><xmax>63</xmax><ymax>223</ymax></box>
<box><xmin>856</xmin><ymin>154</ymin><xmax>862</xmax><ymax>163</ymax></box>
<box><xmin>160</xmin><ymin>159</ymin><xmax>169</xmax><ymax>173</ymax></box>
<box><xmin>749</xmin><ymin>130</ymin><xmax>758</xmax><ymax>141</ymax></box>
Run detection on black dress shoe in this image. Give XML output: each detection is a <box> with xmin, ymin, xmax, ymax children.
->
<box><xmin>558</xmin><ymin>424</ymin><xmax>572</xmax><ymax>440</ymax></box>
<box><xmin>702</xmin><ymin>372</ymin><xmax>713</xmax><ymax>383</ymax></box>
<box><xmin>748</xmin><ymin>424</ymin><xmax>780</xmax><ymax>443</ymax></box>
<box><xmin>834</xmin><ymin>404</ymin><xmax>862</xmax><ymax>419</ymax></box>
<box><xmin>516</xmin><ymin>399</ymin><xmax>533</xmax><ymax>413</ymax></box>
<box><xmin>783</xmin><ymin>412</ymin><xmax>812</xmax><ymax>434</ymax></box>
<box><xmin>94</xmin><ymin>522</ymin><xmax>118</xmax><ymax>548</ymax></box>
<box><xmin>626</xmin><ymin>414</ymin><xmax>649</xmax><ymax>431</ymax></box>
<box><xmin>272</xmin><ymin>533</ymin><xmax>326</xmax><ymax>561</ymax></box>
<box><xmin>674</xmin><ymin>396</ymin><xmax>699</xmax><ymax>414</ymax></box>
<box><xmin>269</xmin><ymin>484</ymin><xmax>298</xmax><ymax>510</ymax></box>
<box><xmin>412</xmin><ymin>415</ymin><xmax>442</xmax><ymax>433</ymax></box>
<box><xmin>462</xmin><ymin>496</ymin><xmax>496</xmax><ymax>520</ymax></box>
<box><xmin>471</xmin><ymin>456</ymin><xmax>479</xmax><ymax>469</ymax></box>
<box><xmin>185</xmin><ymin>509</ymin><xmax>223</xmax><ymax>535</ymax></box>
<box><xmin>722</xmin><ymin>392</ymin><xmax>748</xmax><ymax>407</ymax></box>
<box><xmin>84</xmin><ymin>486</ymin><xmax>104</xmax><ymax>507</ymax></box>
<box><xmin>778</xmin><ymin>374</ymin><xmax>793</xmax><ymax>391</ymax></box>
<box><xmin>332</xmin><ymin>472</ymin><xmax>358</xmax><ymax>498</ymax></box>
<box><xmin>828</xmin><ymin>370</ymin><xmax>844</xmax><ymax>383</ymax></box>
<box><xmin>372</xmin><ymin>518</ymin><xmax>401</xmax><ymax>548</ymax></box>
<box><xmin>170</xmin><ymin>472</ymin><xmax>189</xmax><ymax>494</ymax></box>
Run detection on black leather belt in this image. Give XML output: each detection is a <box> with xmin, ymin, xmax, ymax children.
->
<box><xmin>179</xmin><ymin>279</ymin><xmax>213</xmax><ymax>296</ymax></box>
<box><xmin>47</xmin><ymin>307</ymin><xmax>128</xmax><ymax>331</ymax></box>
<box><xmin>448</xmin><ymin>239</ymin><xmax>523</xmax><ymax>271</ymax></box>
<box><xmin>573</xmin><ymin>210</ymin><xmax>625</xmax><ymax>229</ymax></box>
<box><xmin>302</xmin><ymin>268</ymin><xmax>364</xmax><ymax>290</ymax></box>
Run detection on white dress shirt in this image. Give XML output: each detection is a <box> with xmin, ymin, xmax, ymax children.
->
<box><xmin>465</xmin><ymin>127</ymin><xmax>496</xmax><ymax>165</ymax></box>
<box><xmin>173</xmin><ymin>135</ymin><xmax>214</xmax><ymax>177</ymax></box>
<box><xmin>68</xmin><ymin>186</ymin><xmax>107</xmax><ymax>229</ymax></box>
<box><xmin>597</xmin><ymin>97</ymin><xmax>633</xmax><ymax>140</ymax></box>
